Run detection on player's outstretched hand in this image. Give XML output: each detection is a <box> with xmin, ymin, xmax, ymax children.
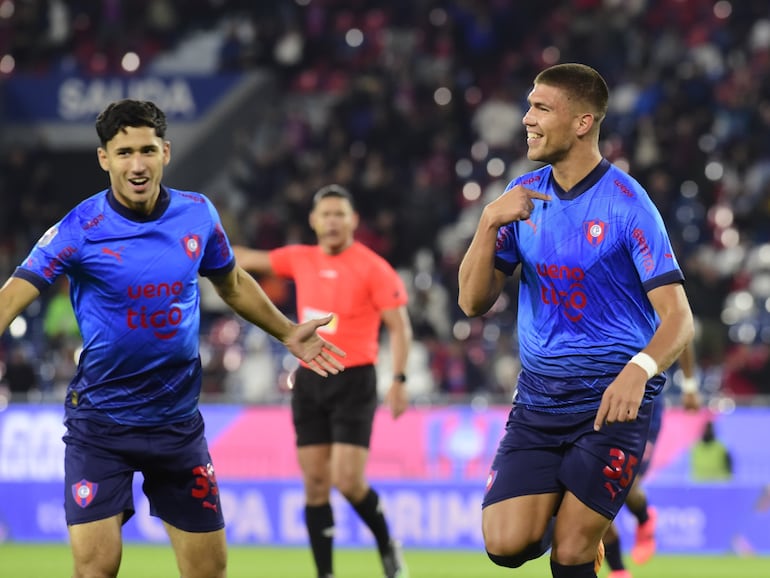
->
<box><xmin>285</xmin><ymin>315</ymin><xmax>346</xmax><ymax>376</ymax></box>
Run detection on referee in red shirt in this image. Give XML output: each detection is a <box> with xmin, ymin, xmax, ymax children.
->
<box><xmin>234</xmin><ymin>184</ymin><xmax>412</xmax><ymax>578</ymax></box>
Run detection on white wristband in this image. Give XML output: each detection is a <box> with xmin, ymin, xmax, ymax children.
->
<box><xmin>629</xmin><ymin>352</ymin><xmax>658</xmax><ymax>380</ymax></box>
<box><xmin>681</xmin><ymin>376</ymin><xmax>698</xmax><ymax>393</ymax></box>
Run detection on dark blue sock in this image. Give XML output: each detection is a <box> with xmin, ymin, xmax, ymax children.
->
<box><xmin>550</xmin><ymin>559</ymin><xmax>597</xmax><ymax>577</ymax></box>
<box><xmin>604</xmin><ymin>536</ymin><xmax>625</xmax><ymax>570</ymax></box>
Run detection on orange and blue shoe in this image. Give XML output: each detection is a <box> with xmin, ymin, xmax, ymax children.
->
<box><xmin>594</xmin><ymin>539</ymin><xmax>605</xmax><ymax>575</ymax></box>
<box><xmin>608</xmin><ymin>570</ymin><xmax>634</xmax><ymax>578</ymax></box>
<box><xmin>631</xmin><ymin>506</ymin><xmax>658</xmax><ymax>565</ymax></box>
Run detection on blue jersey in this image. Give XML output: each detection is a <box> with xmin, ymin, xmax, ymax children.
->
<box><xmin>495</xmin><ymin>159</ymin><xmax>682</xmax><ymax>412</ymax></box>
<box><xmin>14</xmin><ymin>187</ymin><xmax>235</xmax><ymax>425</ymax></box>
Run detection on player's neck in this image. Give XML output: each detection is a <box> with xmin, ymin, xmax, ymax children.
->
<box><xmin>550</xmin><ymin>150</ymin><xmax>603</xmax><ymax>192</ymax></box>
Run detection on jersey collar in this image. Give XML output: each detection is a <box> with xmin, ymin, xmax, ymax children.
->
<box><xmin>550</xmin><ymin>158</ymin><xmax>611</xmax><ymax>200</ymax></box>
<box><xmin>107</xmin><ymin>186</ymin><xmax>171</xmax><ymax>222</ymax></box>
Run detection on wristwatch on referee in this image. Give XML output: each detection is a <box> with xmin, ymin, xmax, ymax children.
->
<box><xmin>393</xmin><ymin>373</ymin><xmax>407</xmax><ymax>383</ymax></box>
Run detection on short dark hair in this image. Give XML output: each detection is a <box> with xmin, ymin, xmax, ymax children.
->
<box><xmin>95</xmin><ymin>99</ymin><xmax>167</xmax><ymax>146</ymax></box>
<box><xmin>312</xmin><ymin>184</ymin><xmax>355</xmax><ymax>209</ymax></box>
<box><xmin>534</xmin><ymin>63</ymin><xmax>609</xmax><ymax>123</ymax></box>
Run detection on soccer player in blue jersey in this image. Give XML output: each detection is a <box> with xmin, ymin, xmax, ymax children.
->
<box><xmin>0</xmin><ymin>99</ymin><xmax>344</xmax><ymax>578</ymax></box>
<box><xmin>458</xmin><ymin>63</ymin><xmax>694</xmax><ymax>578</ymax></box>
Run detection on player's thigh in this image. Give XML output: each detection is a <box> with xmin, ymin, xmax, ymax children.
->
<box><xmin>165</xmin><ymin>522</ymin><xmax>226</xmax><ymax>578</ymax></box>
<box><xmin>141</xmin><ymin>415</ymin><xmax>225</xmax><ymax>534</ymax></box>
<box><xmin>482</xmin><ymin>493</ymin><xmax>561</xmax><ymax>555</ymax></box>
<box><xmin>552</xmin><ymin>491</ymin><xmax>611</xmax><ymax>565</ymax></box>
<box><xmin>561</xmin><ymin>401</ymin><xmax>652</xmax><ymax>519</ymax></box>
<box><xmin>68</xmin><ymin>513</ymin><xmax>123</xmax><ymax>577</ymax></box>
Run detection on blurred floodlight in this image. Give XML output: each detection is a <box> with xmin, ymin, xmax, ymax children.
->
<box><xmin>705</xmin><ymin>161</ymin><xmax>724</xmax><ymax>181</ymax></box>
<box><xmin>345</xmin><ymin>28</ymin><xmax>363</xmax><ymax>48</ymax></box>
<box><xmin>455</xmin><ymin>158</ymin><xmax>473</xmax><ymax>179</ymax></box>
<box><xmin>680</xmin><ymin>180</ymin><xmax>699</xmax><ymax>198</ymax></box>
<box><xmin>121</xmin><ymin>52</ymin><xmax>140</xmax><ymax>73</ymax></box>
<box><xmin>453</xmin><ymin>320</ymin><xmax>471</xmax><ymax>341</ymax></box>
<box><xmin>462</xmin><ymin>181</ymin><xmax>481</xmax><ymax>202</ymax></box>
<box><xmin>0</xmin><ymin>0</ymin><xmax>14</xmax><ymax>19</ymax></box>
<box><xmin>434</xmin><ymin>86</ymin><xmax>452</xmax><ymax>106</ymax></box>
<box><xmin>486</xmin><ymin>158</ymin><xmax>505</xmax><ymax>178</ymax></box>
<box><xmin>8</xmin><ymin>316</ymin><xmax>27</xmax><ymax>338</ymax></box>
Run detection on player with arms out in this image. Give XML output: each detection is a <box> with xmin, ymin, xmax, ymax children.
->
<box><xmin>0</xmin><ymin>99</ymin><xmax>344</xmax><ymax>578</ymax></box>
<box><xmin>457</xmin><ymin>63</ymin><xmax>694</xmax><ymax>578</ymax></box>
<box><xmin>233</xmin><ymin>184</ymin><xmax>412</xmax><ymax>578</ymax></box>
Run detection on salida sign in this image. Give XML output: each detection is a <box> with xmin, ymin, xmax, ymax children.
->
<box><xmin>4</xmin><ymin>74</ymin><xmax>242</xmax><ymax>123</ymax></box>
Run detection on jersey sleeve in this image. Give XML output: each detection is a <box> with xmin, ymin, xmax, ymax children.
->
<box><xmin>13</xmin><ymin>213</ymin><xmax>82</xmax><ymax>291</ymax></box>
<box><xmin>198</xmin><ymin>196</ymin><xmax>236</xmax><ymax>277</ymax></box>
<box><xmin>493</xmin><ymin>178</ymin><xmax>524</xmax><ymax>276</ymax></box>
<box><xmin>624</xmin><ymin>193</ymin><xmax>684</xmax><ymax>291</ymax></box>
<box><xmin>268</xmin><ymin>245</ymin><xmax>299</xmax><ymax>278</ymax></box>
<box><xmin>368</xmin><ymin>257</ymin><xmax>408</xmax><ymax>310</ymax></box>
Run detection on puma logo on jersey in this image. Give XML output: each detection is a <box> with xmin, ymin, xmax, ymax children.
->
<box><xmin>102</xmin><ymin>247</ymin><xmax>123</xmax><ymax>262</ymax></box>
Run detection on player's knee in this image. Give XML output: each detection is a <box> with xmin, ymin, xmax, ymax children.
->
<box><xmin>486</xmin><ymin>550</ymin><xmax>530</xmax><ymax>568</ymax></box>
<box><xmin>485</xmin><ymin>538</ymin><xmax>549</xmax><ymax>568</ymax></box>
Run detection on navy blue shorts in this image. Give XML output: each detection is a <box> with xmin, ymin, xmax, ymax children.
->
<box><xmin>483</xmin><ymin>401</ymin><xmax>653</xmax><ymax>520</ymax></box>
<box><xmin>63</xmin><ymin>411</ymin><xmax>224</xmax><ymax>532</ymax></box>
<box><xmin>638</xmin><ymin>394</ymin><xmax>664</xmax><ymax>478</ymax></box>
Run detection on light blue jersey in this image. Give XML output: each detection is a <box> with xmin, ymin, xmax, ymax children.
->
<box><xmin>14</xmin><ymin>187</ymin><xmax>235</xmax><ymax>425</ymax></box>
<box><xmin>495</xmin><ymin>159</ymin><xmax>682</xmax><ymax>412</ymax></box>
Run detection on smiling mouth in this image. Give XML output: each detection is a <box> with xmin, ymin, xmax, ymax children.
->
<box><xmin>128</xmin><ymin>178</ymin><xmax>150</xmax><ymax>190</ymax></box>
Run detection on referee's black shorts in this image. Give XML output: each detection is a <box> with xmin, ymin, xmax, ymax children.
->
<box><xmin>291</xmin><ymin>364</ymin><xmax>378</xmax><ymax>448</ymax></box>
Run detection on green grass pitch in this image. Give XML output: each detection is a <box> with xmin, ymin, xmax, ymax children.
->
<box><xmin>2</xmin><ymin>543</ymin><xmax>769</xmax><ymax>577</ymax></box>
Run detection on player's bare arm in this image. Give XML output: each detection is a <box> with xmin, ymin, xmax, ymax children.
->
<box><xmin>459</xmin><ymin>186</ymin><xmax>551</xmax><ymax>316</ymax></box>
<box><xmin>678</xmin><ymin>339</ymin><xmax>702</xmax><ymax>410</ymax></box>
<box><xmin>210</xmin><ymin>266</ymin><xmax>345</xmax><ymax>376</ymax></box>
<box><xmin>381</xmin><ymin>305</ymin><xmax>412</xmax><ymax>419</ymax></box>
<box><xmin>595</xmin><ymin>283</ymin><xmax>694</xmax><ymax>430</ymax></box>
<box><xmin>0</xmin><ymin>277</ymin><xmax>41</xmax><ymax>334</ymax></box>
<box><xmin>231</xmin><ymin>246</ymin><xmax>274</xmax><ymax>276</ymax></box>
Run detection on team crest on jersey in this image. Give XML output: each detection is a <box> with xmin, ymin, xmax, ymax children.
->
<box><xmin>37</xmin><ymin>225</ymin><xmax>59</xmax><ymax>248</ymax></box>
<box><xmin>182</xmin><ymin>234</ymin><xmax>201</xmax><ymax>259</ymax></box>
<box><xmin>584</xmin><ymin>220</ymin><xmax>606</xmax><ymax>246</ymax></box>
<box><xmin>71</xmin><ymin>479</ymin><xmax>99</xmax><ymax>508</ymax></box>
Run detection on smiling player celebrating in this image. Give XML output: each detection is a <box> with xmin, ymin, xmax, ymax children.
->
<box><xmin>0</xmin><ymin>99</ymin><xmax>344</xmax><ymax>578</ymax></box>
<box><xmin>458</xmin><ymin>63</ymin><xmax>694</xmax><ymax>578</ymax></box>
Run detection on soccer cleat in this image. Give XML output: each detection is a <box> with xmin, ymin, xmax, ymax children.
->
<box><xmin>381</xmin><ymin>539</ymin><xmax>409</xmax><ymax>578</ymax></box>
<box><xmin>594</xmin><ymin>539</ymin><xmax>605</xmax><ymax>575</ymax></box>
<box><xmin>608</xmin><ymin>570</ymin><xmax>634</xmax><ymax>578</ymax></box>
<box><xmin>631</xmin><ymin>506</ymin><xmax>657</xmax><ymax>565</ymax></box>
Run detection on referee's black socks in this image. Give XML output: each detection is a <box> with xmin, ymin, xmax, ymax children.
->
<box><xmin>351</xmin><ymin>488</ymin><xmax>391</xmax><ymax>554</ymax></box>
<box><xmin>305</xmin><ymin>503</ymin><xmax>335</xmax><ymax>576</ymax></box>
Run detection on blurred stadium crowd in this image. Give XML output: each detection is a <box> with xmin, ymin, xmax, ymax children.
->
<box><xmin>2</xmin><ymin>0</ymin><xmax>770</xmax><ymax>404</ymax></box>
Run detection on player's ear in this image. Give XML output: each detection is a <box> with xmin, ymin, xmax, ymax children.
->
<box><xmin>97</xmin><ymin>147</ymin><xmax>109</xmax><ymax>171</ymax></box>
<box><xmin>575</xmin><ymin>113</ymin><xmax>595</xmax><ymax>137</ymax></box>
<box><xmin>162</xmin><ymin>140</ymin><xmax>171</xmax><ymax>166</ymax></box>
